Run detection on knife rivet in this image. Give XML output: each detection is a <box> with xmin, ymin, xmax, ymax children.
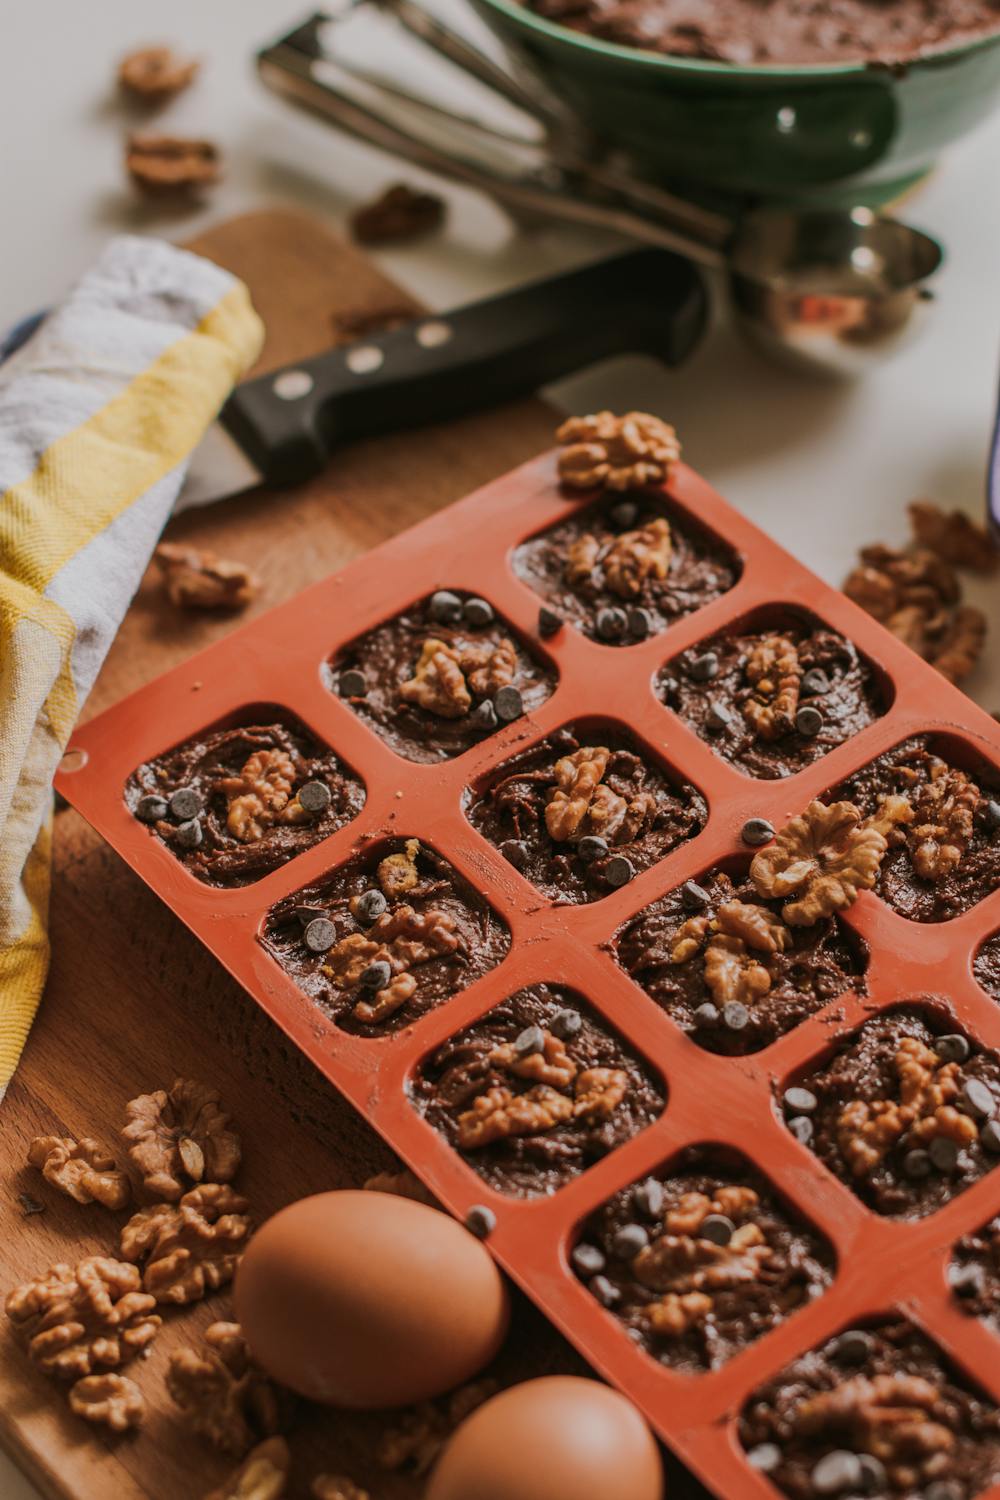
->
<box><xmin>415</xmin><ymin>320</ymin><xmax>452</xmax><ymax>349</ymax></box>
<box><xmin>345</xmin><ymin>345</ymin><xmax>384</xmax><ymax>375</ymax></box>
<box><xmin>272</xmin><ymin>369</ymin><xmax>314</xmax><ymax>400</ymax></box>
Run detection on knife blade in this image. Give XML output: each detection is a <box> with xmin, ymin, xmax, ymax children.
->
<box><xmin>179</xmin><ymin>247</ymin><xmax>706</xmax><ymax>507</ymax></box>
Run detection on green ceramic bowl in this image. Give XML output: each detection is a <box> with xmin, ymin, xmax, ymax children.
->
<box><xmin>470</xmin><ymin>0</ymin><xmax>1000</xmax><ymax>203</ymax></box>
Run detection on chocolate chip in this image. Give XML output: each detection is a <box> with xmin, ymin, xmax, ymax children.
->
<box><xmin>169</xmin><ymin>787</ymin><xmax>202</xmax><ymax>821</ymax></box>
<box><xmin>788</xmin><ymin>1115</ymin><xmax>813</xmax><ymax>1145</ymax></box>
<box><xmin>494</xmin><ymin>686</ymin><xmax>523</xmax><ymax>723</ymax></box>
<box><xmin>633</xmin><ymin>1178</ymin><xmax>664</xmax><ymax>1218</ymax></box>
<box><xmin>857</xmin><ymin>1454</ymin><xmax>886</xmax><ymax>1494</ymax></box>
<box><xmin>688</xmin><ymin>650</ymin><xmax>719</xmax><ymax>682</ymax></box>
<box><xmin>303</xmin><ymin>917</ymin><xmax>337</xmax><ymax>953</ymax></box>
<box><xmin>747</xmin><ymin>1443</ymin><xmax>781</xmax><ymax>1474</ymax></box>
<box><xmin>936</xmin><ymin>1033</ymin><xmax>971</xmax><ymax>1064</ymax></box>
<box><xmin>609</xmin><ymin>500</ymin><xmax>638</xmax><ymax>529</ymax></box>
<box><xmin>589</xmin><ymin>1274</ymin><xmax>620</xmax><ymax>1307</ymax></box>
<box><xmin>297</xmin><ymin>779</ymin><xmax>331</xmax><ymax>815</ymax></box>
<box><xmin>596</xmin><ymin>606</ymin><xmax>627</xmax><ymax>641</ymax></box>
<box><xmin>136</xmin><ymin>794</ymin><xmax>168</xmax><ymax>822</ymax></box>
<box><xmin>811</xmin><ymin>1449</ymin><xmax>862</xmax><ymax>1496</ymax></box>
<box><xmin>293</xmin><ymin>905</ymin><xmax>327</xmax><ymax>929</ymax></box>
<box><xmin>626</xmin><ymin>607</ymin><xmax>652</xmax><ymax>638</ymax></box>
<box><xmin>538</xmin><ymin>606</ymin><xmax>563</xmax><ymax>638</ymax></box>
<box><xmin>682</xmin><ymin>880</ymin><xmax>712</xmax><ymax>910</ymax></box>
<box><xmin>985</xmin><ymin>799</ymin><xmax>1000</xmax><ymax>831</ymax></box>
<box><xmin>783</xmin><ymin>1086</ymin><xmax>818</xmax><ymax>1114</ymax></box>
<box><xmin>428</xmin><ymin>590</ymin><xmax>463</xmax><ymax>623</ymax></box>
<box><xmin>699</xmin><ymin>1214</ymin><xmax>734</xmax><ymax>1246</ymax></box>
<box><xmin>929</xmin><ymin>1135</ymin><xmax>959</xmax><ymax>1172</ymax></box>
<box><xmin>338</xmin><ymin>668</ymin><xmax>366</xmax><ymax>697</ymax></box>
<box><xmin>693</xmin><ymin>1002</ymin><xmax>719</xmax><ymax>1028</ymax></box>
<box><xmin>706</xmin><ymin>701</ymin><xmax>733</xmax><ymax>732</ymax></box>
<box><xmin>462</xmin><ymin>596</ymin><xmax>494</xmax><ymax>627</ymax></box>
<box><xmin>741</xmin><ymin>817</ymin><xmax>774</xmax><ymax>847</ymax></box>
<box><xmin>831</xmin><ymin>1328</ymin><xmax>872</xmax><ymax>1364</ymax></box>
<box><xmin>605</xmin><ymin>855</ymin><xmax>635</xmax><ymax>888</ymax></box>
<box><xmin>981</xmin><ymin>1119</ymin><xmax>1000</xmax><ymax>1153</ymax></box>
<box><xmin>800</xmin><ymin>668</ymin><xmax>830</xmax><ymax>697</ymax></box>
<box><xmin>948</xmin><ymin>1262</ymin><xmax>985</xmax><ymax>1298</ymax></box>
<box><xmin>661</xmin><ymin>675</ymin><xmax>679</xmax><ymax>700</ymax></box>
<box><xmin>902</xmin><ymin>1148</ymin><xmax>932</xmax><ymax>1179</ymax></box>
<box><xmin>359</xmin><ymin>959</ymin><xmax>392</xmax><ymax>991</ymax></box>
<box><xmin>471</xmin><ymin>699</ymin><xmax>498</xmax><ymax>731</ymax></box>
<box><xmin>465</xmin><ymin>1205</ymin><xmax>495</xmax><ymax>1238</ymax></box>
<box><xmin>612</xmin><ymin>1223</ymin><xmax>649</xmax><ymax>1258</ymax></box>
<box><xmin>551</xmin><ymin>1008</ymin><xmax>582</xmax><ymax>1040</ymax></box>
<box><xmin>175</xmin><ymin>819</ymin><xmax>203</xmax><ymax>849</ymax></box>
<box><xmin>571</xmin><ymin>1242</ymin><xmax>606</xmax><ymax>1277</ymax></box>
<box><xmin>499</xmin><ymin>838</ymin><xmax>529</xmax><ymax>871</ymax></box>
<box><xmin>795</xmin><ymin>706</ymin><xmax>823</xmax><ymax>738</ymax></box>
<box><xmin>514</xmin><ymin>1025</ymin><xmax>545</xmax><ymax>1057</ymax></box>
<box><xmin>354</xmin><ymin>888</ymin><xmax>387</xmax><ymax>925</ymax></box>
<box><xmin>963</xmin><ymin>1078</ymin><xmax>995</xmax><ymax>1118</ymax></box>
<box><xmin>578</xmin><ymin>835</ymin><xmax>608</xmax><ymax>863</ymax></box>
<box><xmin>722</xmin><ymin>1001</ymin><xmax>749</xmax><ymax>1030</ymax></box>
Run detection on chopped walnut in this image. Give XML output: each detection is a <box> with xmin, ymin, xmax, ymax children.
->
<box><xmin>906</xmin><ymin>761</ymin><xmax>979</xmax><ymax>881</ymax></box>
<box><xmin>123</xmin><ymin>1078</ymin><xmax>240</xmax><ymax>1201</ymax></box>
<box><xmin>603</xmin><ymin>518</ymin><xmax>672</xmax><ymax>599</ymax></box>
<box><xmin>909</xmin><ymin>500</ymin><xmax>997</xmax><ymax>573</ymax></box>
<box><xmin>490</xmin><ymin>1030</ymin><xmax>578</xmax><ymax>1090</ymax></box>
<box><xmin>865</xmin><ymin>794</ymin><xmax>916</xmax><ymax>842</ymax></box>
<box><xmin>703</xmin><ymin>934</ymin><xmax>772</xmax><ymax>1007</ymax></box>
<box><xmin>378</xmin><ymin>1379</ymin><xmax>498</xmax><ymax>1476</ymax></box>
<box><xmin>932</xmin><ymin>604</ymin><xmax>988</xmax><ymax>683</ymax></box>
<box><xmin>126</xmin><ymin>133</ymin><xmax>220</xmax><ymax>194</ymax></box>
<box><xmin>400</xmin><ymin>639</ymin><xmax>471</xmax><ymax>719</ymax></box>
<box><xmin>671</xmin><ymin>914</ymin><xmax>712</xmax><ymax>963</ymax></box>
<box><xmin>350</xmin><ymin>183</ymin><xmax>445</xmax><ymax>245</ymax></box>
<box><xmin>5</xmin><ymin>1256</ymin><xmax>160</xmax><ymax>1378</ymax></box>
<box><xmin>544</xmin><ymin>746</ymin><xmax>611</xmax><ymax>841</ymax></box>
<box><xmin>665</xmin><ymin>1185</ymin><xmax>759</xmax><ymax>1236</ymax></box>
<box><xmin>311</xmin><ymin>1478</ymin><xmax>367</xmax><ymax>1500</ymax></box>
<box><xmin>793</xmin><ymin>1371</ymin><xmax>954</xmax><ymax>1492</ymax></box>
<box><xmin>646</xmin><ymin>1291</ymin><xmax>713</xmax><ymax>1338</ymax></box>
<box><xmin>353</xmin><ymin>971</ymin><xmax>417</xmax><ymax>1025</ymax></box>
<box><xmin>69</xmin><ymin>1372</ymin><xmax>145</xmax><ymax>1433</ymax></box>
<box><xmin>168</xmin><ymin>1323</ymin><xmax>281</xmax><ymax>1457</ymax></box>
<box><xmin>216</xmin><ymin>748</ymin><xmax>299</xmax><ymax>842</ymax></box>
<box><xmin>573</xmin><ymin>1067</ymin><xmax>628</xmax><ymax>1121</ymax></box>
<box><xmin>751</xmin><ymin>799</ymin><xmax>890</xmax><ymax>925</ymax></box>
<box><xmin>207</xmin><ymin>1438</ymin><xmax>292</xmax><ymax>1500</ymax></box>
<box><xmin>565</xmin><ymin>532</ymin><xmax>601</xmax><ymax>584</ymax></box>
<box><xmin>155</xmin><ymin>543</ymin><xmax>259</xmax><ymax>613</ymax></box>
<box><xmin>836</xmin><ymin>1036</ymin><xmax>979</xmax><ymax>1177</ymax></box>
<box><xmin>632</xmin><ymin>1188</ymin><xmax>771</xmax><ymax>1337</ymax></box>
<box><xmin>362</xmin><ymin>1168</ymin><xmax>437</xmax><ymax>1206</ymax></box>
<box><xmin>322</xmin><ymin>899</ymin><xmax>458</xmax><ymax>1025</ymax></box>
<box><xmin>556</xmin><ymin>411</ymin><xmax>681</xmax><ymax>491</ymax></box>
<box><xmin>461</xmin><ymin>638</ymin><xmax>517</xmax><ymax>699</ymax></box>
<box><xmin>28</xmin><ymin>1135</ymin><xmax>130</xmax><ymax>1210</ymax></box>
<box><xmin>118</xmin><ymin>46</ymin><xmax>199</xmax><ymax>100</ymax></box>
<box><xmin>120</xmin><ymin>1183</ymin><xmax>251</xmax><ymax>1305</ymax></box>
<box><xmin>742</xmin><ymin>635</ymin><xmax>802</xmax><ymax>741</ymax></box>
<box><xmin>456</xmin><ymin>1084</ymin><xmax>573</xmax><ymax>1149</ymax></box>
<box><xmin>378</xmin><ymin>838</ymin><xmax>421</xmax><ymax>897</ymax></box>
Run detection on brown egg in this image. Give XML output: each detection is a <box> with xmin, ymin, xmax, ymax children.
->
<box><xmin>233</xmin><ymin>1190</ymin><xmax>508</xmax><ymax>1408</ymax></box>
<box><xmin>426</xmin><ymin>1376</ymin><xmax>664</xmax><ymax>1500</ymax></box>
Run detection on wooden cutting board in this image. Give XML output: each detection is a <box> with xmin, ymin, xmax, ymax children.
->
<box><xmin>0</xmin><ymin>207</ymin><xmax>614</xmax><ymax>1500</ymax></box>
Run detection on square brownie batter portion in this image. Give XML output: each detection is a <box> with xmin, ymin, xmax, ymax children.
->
<box><xmin>786</xmin><ymin>1009</ymin><xmax>1000</xmax><ymax>1220</ymax></box>
<box><xmin>325</xmin><ymin>590</ymin><xmax>554</xmax><ymax>764</ymax></box>
<box><xmin>661</xmin><ymin>620</ymin><xmax>885</xmax><ymax>779</ymax></box>
<box><xmin>465</xmin><ymin>723</ymin><xmax>706</xmax><ymax>905</ymax></box>
<box><xmin>261</xmin><ymin>838</ymin><xmax>510</xmax><ymax>1034</ymax></box>
<box><xmin>616</xmin><ymin>868</ymin><xmax>866</xmax><ymax>1055</ymax></box>
<box><xmin>740</xmin><ymin>1318</ymin><xmax>1000</xmax><ymax>1500</ymax></box>
<box><xmin>974</xmin><ymin>933</ymin><xmax>1000</xmax><ymax>1000</ymax></box>
<box><xmin>830</xmin><ymin>736</ymin><xmax>1000</xmax><ymax>923</ymax></box>
<box><xmin>125</xmin><ymin>719</ymin><xmax>365</xmax><ymax>888</ymax></box>
<box><xmin>571</xmin><ymin>1148</ymin><xmax>832</xmax><ymax>1373</ymax></box>
<box><xmin>411</xmin><ymin>984</ymin><xmax>665</xmax><ymax>1197</ymax></box>
<box><xmin>512</xmin><ymin>493</ymin><xmax>738</xmax><ymax>647</ymax></box>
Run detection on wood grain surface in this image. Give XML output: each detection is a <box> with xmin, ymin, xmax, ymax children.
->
<box><xmin>0</xmin><ymin>208</ymin><xmax>608</xmax><ymax>1500</ymax></box>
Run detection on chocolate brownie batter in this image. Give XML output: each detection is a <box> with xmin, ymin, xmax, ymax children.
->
<box><xmin>126</xmin><ymin>720</ymin><xmax>364</xmax><ymax>888</ymax></box>
<box><xmin>512</xmin><ymin>494</ymin><xmax>738</xmax><ymax>647</ymax></box>
<box><xmin>740</xmin><ymin>1318</ymin><xmax>1000</xmax><ymax>1500</ymax></box>
<box><xmin>261</xmin><ymin>838</ymin><xmax>510</xmax><ymax>1034</ymax></box>
<box><xmin>411</xmin><ymin>984</ymin><xmax>664</xmax><ymax>1196</ymax></box>
<box><xmin>615</xmin><ymin>868</ymin><xmax>865</xmax><ymax>1054</ymax></box>
<box><xmin>325</xmin><ymin>590</ymin><xmax>554</xmax><ymax>764</ymax></box>
<box><xmin>951</xmin><ymin>1213</ymin><xmax>1000</xmax><ymax>1329</ymax></box>
<box><xmin>465</xmin><ymin>723</ymin><xmax>706</xmax><ymax>904</ymax></box>
<box><xmin>572</xmin><ymin>1148</ymin><xmax>831</xmax><ymax>1372</ymax></box>
<box><xmin>974</xmin><ymin>932</ymin><xmax>1000</xmax><ymax>998</ymax></box>
<box><xmin>527</xmin><ymin>0</ymin><xmax>1000</xmax><ymax>67</ymax></box>
<box><xmin>791</xmin><ymin>1008</ymin><xmax>1000</xmax><ymax>1219</ymax></box>
<box><xmin>830</xmin><ymin>737</ymin><xmax>1000</xmax><ymax>923</ymax></box>
<box><xmin>662</xmin><ymin>622</ymin><xmax>884</xmax><ymax>780</ymax></box>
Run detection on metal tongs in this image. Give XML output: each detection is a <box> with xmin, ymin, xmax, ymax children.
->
<box><xmin>258</xmin><ymin>4</ymin><xmax>943</xmax><ymax>374</ymax></box>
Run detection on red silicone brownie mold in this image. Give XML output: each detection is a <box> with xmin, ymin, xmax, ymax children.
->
<box><xmin>57</xmin><ymin>450</ymin><xmax>1000</xmax><ymax>1500</ymax></box>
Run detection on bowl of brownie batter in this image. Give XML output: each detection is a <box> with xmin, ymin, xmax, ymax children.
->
<box><xmin>470</xmin><ymin>0</ymin><xmax>1000</xmax><ymax>199</ymax></box>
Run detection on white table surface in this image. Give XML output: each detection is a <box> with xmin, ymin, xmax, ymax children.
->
<box><xmin>4</xmin><ymin>2</ymin><xmax>1000</xmax><ymax>1496</ymax></box>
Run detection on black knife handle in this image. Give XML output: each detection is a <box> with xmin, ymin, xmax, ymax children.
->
<box><xmin>220</xmin><ymin>248</ymin><xmax>705</xmax><ymax>487</ymax></box>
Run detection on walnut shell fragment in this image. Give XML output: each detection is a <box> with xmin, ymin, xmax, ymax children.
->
<box><xmin>126</xmin><ymin>133</ymin><xmax>220</xmax><ymax>195</ymax></box>
<box><xmin>750</xmin><ymin>799</ymin><xmax>890</xmax><ymax>925</ymax></box>
<box><xmin>5</xmin><ymin>1256</ymin><xmax>161</xmax><ymax>1379</ymax></box>
<box><xmin>28</xmin><ymin>1134</ymin><xmax>130</xmax><ymax>1210</ymax></box>
<box><xmin>69</xmin><ymin>1372</ymin><xmax>145</xmax><ymax>1433</ymax></box>
<box><xmin>155</xmin><ymin>542</ymin><xmax>260</xmax><ymax>612</ymax></box>
<box><xmin>118</xmin><ymin>46</ymin><xmax>199</xmax><ymax>100</ymax></box>
<box><xmin>120</xmin><ymin>1183</ymin><xmax>251</xmax><ymax>1305</ymax></box>
<box><xmin>206</xmin><ymin>1437</ymin><xmax>292</xmax><ymax>1500</ymax></box>
<box><xmin>123</xmin><ymin>1077</ymin><xmax>241</xmax><ymax>1201</ymax></box>
<box><xmin>168</xmin><ymin>1321</ymin><xmax>283</xmax><ymax>1456</ymax></box>
<box><xmin>556</xmin><ymin>410</ymin><xmax>680</xmax><ymax>491</ymax></box>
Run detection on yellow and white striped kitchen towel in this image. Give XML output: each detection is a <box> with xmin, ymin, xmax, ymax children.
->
<box><xmin>0</xmin><ymin>235</ymin><xmax>263</xmax><ymax>1100</ymax></box>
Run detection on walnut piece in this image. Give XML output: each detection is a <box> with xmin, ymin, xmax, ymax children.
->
<box><xmin>573</xmin><ymin>1066</ymin><xmax>628</xmax><ymax>1121</ymax></box>
<box><xmin>750</xmin><ymin>799</ymin><xmax>890</xmax><ymax>925</ymax></box>
<box><xmin>378</xmin><ymin>837</ymin><xmax>420</xmax><ymax>896</ymax></box>
<box><xmin>490</xmin><ymin>1030</ymin><xmax>578</xmax><ymax>1090</ymax></box>
<box><xmin>378</xmin><ymin>1379</ymin><xmax>498</xmax><ymax>1476</ymax></box>
<box><xmin>120</xmin><ymin>1183</ymin><xmax>251</xmax><ymax>1305</ymax></box>
<box><xmin>350</xmin><ymin>183</ymin><xmax>445</xmax><ymax>245</ymax></box>
<box><xmin>906</xmin><ymin>760</ymin><xmax>979</xmax><ymax>881</ymax></box>
<box><xmin>461</xmin><ymin>638</ymin><xmax>517</xmax><ymax>699</ymax></box>
<box><xmin>716</xmin><ymin>900</ymin><xmax>792</xmax><ymax>955</ymax></box>
<box><xmin>400</xmin><ymin>639</ymin><xmax>472</xmax><ymax>719</ymax></box>
<box><xmin>671</xmin><ymin>914</ymin><xmax>712</xmax><ymax>963</ymax></box>
<box><xmin>703</xmin><ymin>934</ymin><xmax>772</xmax><ymax>1007</ymax></box>
<box><xmin>556</xmin><ymin>411</ymin><xmax>681</xmax><ymax>491</ymax></box>
<box><xmin>909</xmin><ymin>500</ymin><xmax>997</xmax><ymax>573</ymax></box>
<box><xmin>28</xmin><ymin>1135</ymin><xmax>130</xmax><ymax>1210</ymax></box>
<box><xmin>118</xmin><ymin>46</ymin><xmax>199</xmax><ymax>100</ymax></box>
<box><xmin>5</xmin><ymin>1256</ymin><xmax>160</xmax><ymax>1378</ymax></box>
<box><xmin>217</xmin><ymin>748</ymin><xmax>302</xmax><ymax>842</ymax></box>
<box><xmin>544</xmin><ymin>745</ymin><xmax>612</xmax><ymax>840</ymax></box>
<box><xmin>362</xmin><ymin>1168</ymin><xmax>437</xmax><ymax>1206</ymax></box>
<box><xmin>155</xmin><ymin>543</ymin><xmax>259</xmax><ymax>612</ymax></box>
<box><xmin>207</xmin><ymin>1438</ymin><xmax>292</xmax><ymax>1500</ymax></box>
<box><xmin>565</xmin><ymin>532</ymin><xmax>601</xmax><ymax>585</ymax></box>
<box><xmin>646</xmin><ymin>1291</ymin><xmax>713</xmax><ymax>1338</ymax></box>
<box><xmin>69</xmin><ymin>1372</ymin><xmax>145</xmax><ymax>1432</ymax></box>
<box><xmin>631</xmin><ymin>1188</ymin><xmax>770</xmax><ymax>1336</ymax></box>
<box><xmin>311</xmin><ymin>1478</ymin><xmax>368</xmax><ymax>1500</ymax></box>
<box><xmin>126</xmin><ymin>133</ymin><xmax>220</xmax><ymax>194</ymax></box>
<box><xmin>603</xmin><ymin>518</ymin><xmax>672</xmax><ymax>599</ymax></box>
<box><xmin>837</xmin><ymin>1035</ymin><xmax>979</xmax><ymax>1178</ymax></box>
<box><xmin>123</xmin><ymin>1078</ymin><xmax>241</xmax><ymax>1201</ymax></box>
<box><xmin>793</xmin><ymin>1371</ymin><xmax>955</xmax><ymax>1492</ymax></box>
<box><xmin>742</xmin><ymin>635</ymin><xmax>802</xmax><ymax>741</ymax></box>
<box><xmin>456</xmin><ymin>1084</ymin><xmax>573</xmax><ymax>1149</ymax></box>
<box><xmin>169</xmin><ymin>1322</ymin><xmax>281</xmax><ymax>1457</ymax></box>
<box><xmin>322</xmin><ymin>900</ymin><xmax>459</xmax><ymax>1025</ymax></box>
<box><xmin>931</xmin><ymin>604</ymin><xmax>988</xmax><ymax>683</ymax></box>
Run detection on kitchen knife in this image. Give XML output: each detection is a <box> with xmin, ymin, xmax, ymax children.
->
<box><xmin>179</xmin><ymin>247</ymin><xmax>706</xmax><ymax>508</ymax></box>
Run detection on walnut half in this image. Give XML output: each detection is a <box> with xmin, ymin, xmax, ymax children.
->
<box><xmin>28</xmin><ymin>1134</ymin><xmax>130</xmax><ymax>1210</ymax></box>
<box><xmin>556</xmin><ymin>411</ymin><xmax>680</xmax><ymax>491</ymax></box>
<box><xmin>5</xmin><ymin>1256</ymin><xmax>161</xmax><ymax>1379</ymax></box>
<box><xmin>750</xmin><ymin>799</ymin><xmax>890</xmax><ymax>925</ymax></box>
<box><xmin>123</xmin><ymin>1078</ymin><xmax>241</xmax><ymax>1201</ymax></box>
<box><xmin>207</xmin><ymin>1437</ymin><xmax>292</xmax><ymax>1500</ymax></box>
<box><xmin>120</xmin><ymin>1183</ymin><xmax>251</xmax><ymax>1305</ymax></box>
<box><xmin>68</xmin><ymin>1372</ymin><xmax>145</xmax><ymax>1433</ymax></box>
